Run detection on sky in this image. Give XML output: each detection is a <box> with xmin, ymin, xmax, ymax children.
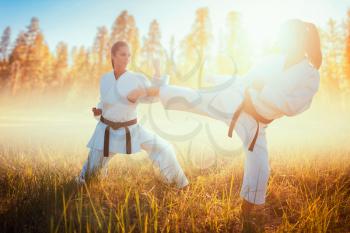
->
<box><xmin>0</xmin><ymin>0</ymin><xmax>349</xmax><ymax>53</ymax></box>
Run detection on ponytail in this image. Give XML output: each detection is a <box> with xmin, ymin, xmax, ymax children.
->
<box><xmin>305</xmin><ymin>23</ymin><xmax>322</xmax><ymax>69</ymax></box>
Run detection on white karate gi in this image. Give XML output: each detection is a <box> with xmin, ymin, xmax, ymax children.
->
<box><xmin>159</xmin><ymin>55</ymin><xmax>320</xmax><ymax>203</ymax></box>
<box><xmin>79</xmin><ymin>71</ymin><xmax>189</xmax><ymax>188</ymax></box>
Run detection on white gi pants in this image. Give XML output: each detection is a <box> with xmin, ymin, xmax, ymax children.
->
<box><xmin>159</xmin><ymin>85</ymin><xmax>269</xmax><ymax>204</ymax></box>
<box><xmin>80</xmin><ymin>127</ymin><xmax>189</xmax><ymax>189</ymax></box>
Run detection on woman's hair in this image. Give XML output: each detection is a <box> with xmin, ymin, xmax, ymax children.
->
<box><xmin>111</xmin><ymin>41</ymin><xmax>129</xmax><ymax>69</ymax></box>
<box><xmin>280</xmin><ymin>19</ymin><xmax>322</xmax><ymax>69</ymax></box>
<box><xmin>305</xmin><ymin>22</ymin><xmax>322</xmax><ymax>69</ymax></box>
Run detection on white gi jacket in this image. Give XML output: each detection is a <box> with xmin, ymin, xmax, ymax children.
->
<box><xmin>248</xmin><ymin>55</ymin><xmax>320</xmax><ymax>119</ymax></box>
<box><xmin>159</xmin><ymin>54</ymin><xmax>320</xmax><ymax>124</ymax></box>
<box><xmin>87</xmin><ymin>71</ymin><xmax>156</xmax><ymax>154</ymax></box>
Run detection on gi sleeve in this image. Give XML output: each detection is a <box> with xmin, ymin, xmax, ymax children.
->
<box><xmin>244</xmin><ymin>55</ymin><xmax>283</xmax><ymax>89</ymax></box>
<box><xmin>97</xmin><ymin>74</ymin><xmax>108</xmax><ymax>109</ymax></box>
<box><xmin>93</xmin><ymin>75</ymin><xmax>106</xmax><ymax>119</ymax></box>
<box><xmin>137</xmin><ymin>74</ymin><xmax>161</xmax><ymax>104</ymax></box>
<box><xmin>97</xmin><ymin>101</ymin><xmax>103</xmax><ymax>109</ymax></box>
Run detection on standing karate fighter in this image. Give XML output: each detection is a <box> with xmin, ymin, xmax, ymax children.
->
<box><xmin>76</xmin><ymin>41</ymin><xmax>188</xmax><ymax>189</ymax></box>
<box><xmin>152</xmin><ymin>19</ymin><xmax>322</xmax><ymax>229</ymax></box>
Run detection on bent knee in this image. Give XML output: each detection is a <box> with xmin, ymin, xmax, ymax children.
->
<box><xmin>152</xmin><ymin>138</ymin><xmax>175</xmax><ymax>154</ymax></box>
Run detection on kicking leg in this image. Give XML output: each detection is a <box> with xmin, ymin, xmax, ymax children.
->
<box><xmin>159</xmin><ymin>82</ymin><xmax>244</xmax><ymax>124</ymax></box>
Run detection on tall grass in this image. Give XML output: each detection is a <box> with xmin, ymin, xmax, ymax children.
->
<box><xmin>0</xmin><ymin>95</ymin><xmax>349</xmax><ymax>232</ymax></box>
<box><xmin>0</xmin><ymin>144</ymin><xmax>349</xmax><ymax>232</ymax></box>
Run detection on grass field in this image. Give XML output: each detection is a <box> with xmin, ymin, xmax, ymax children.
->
<box><xmin>0</xmin><ymin>96</ymin><xmax>349</xmax><ymax>233</ymax></box>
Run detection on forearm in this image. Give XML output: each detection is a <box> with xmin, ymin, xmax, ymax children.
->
<box><xmin>127</xmin><ymin>87</ymin><xmax>160</xmax><ymax>103</ymax></box>
<box><xmin>127</xmin><ymin>88</ymin><xmax>147</xmax><ymax>103</ymax></box>
<box><xmin>146</xmin><ymin>87</ymin><xmax>160</xmax><ymax>97</ymax></box>
<box><xmin>138</xmin><ymin>87</ymin><xmax>160</xmax><ymax>103</ymax></box>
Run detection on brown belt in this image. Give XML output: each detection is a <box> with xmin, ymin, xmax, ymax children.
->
<box><xmin>228</xmin><ymin>89</ymin><xmax>273</xmax><ymax>152</ymax></box>
<box><xmin>100</xmin><ymin>116</ymin><xmax>137</xmax><ymax>157</ymax></box>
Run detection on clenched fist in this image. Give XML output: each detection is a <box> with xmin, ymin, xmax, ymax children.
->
<box><xmin>92</xmin><ymin>107</ymin><xmax>102</xmax><ymax>116</ymax></box>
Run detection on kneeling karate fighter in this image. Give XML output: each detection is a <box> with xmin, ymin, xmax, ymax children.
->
<box><xmin>76</xmin><ymin>41</ymin><xmax>188</xmax><ymax>189</ymax></box>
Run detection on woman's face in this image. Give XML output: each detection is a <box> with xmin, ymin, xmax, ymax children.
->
<box><xmin>112</xmin><ymin>45</ymin><xmax>131</xmax><ymax>70</ymax></box>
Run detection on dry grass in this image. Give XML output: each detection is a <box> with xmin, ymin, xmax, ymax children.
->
<box><xmin>0</xmin><ymin>144</ymin><xmax>349</xmax><ymax>233</ymax></box>
<box><xmin>0</xmin><ymin>96</ymin><xmax>350</xmax><ymax>232</ymax></box>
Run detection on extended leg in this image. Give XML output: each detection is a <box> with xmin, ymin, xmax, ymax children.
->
<box><xmin>159</xmin><ymin>83</ymin><xmax>243</xmax><ymax>124</ymax></box>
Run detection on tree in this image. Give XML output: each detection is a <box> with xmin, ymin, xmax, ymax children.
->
<box><xmin>320</xmin><ymin>19</ymin><xmax>344</xmax><ymax>94</ymax></box>
<box><xmin>51</xmin><ymin>42</ymin><xmax>68</xmax><ymax>89</ymax></box>
<box><xmin>27</xmin><ymin>32</ymin><xmax>52</xmax><ymax>91</ymax></box>
<box><xmin>8</xmin><ymin>32</ymin><xmax>27</xmax><ymax>95</ymax></box>
<box><xmin>0</xmin><ymin>27</ymin><xmax>11</xmax><ymax>91</ymax></box>
<box><xmin>181</xmin><ymin>7</ymin><xmax>213</xmax><ymax>88</ymax></box>
<box><xmin>344</xmin><ymin>9</ymin><xmax>350</xmax><ymax>90</ymax></box>
<box><xmin>92</xmin><ymin>26</ymin><xmax>109</xmax><ymax>78</ymax></box>
<box><xmin>66</xmin><ymin>46</ymin><xmax>94</xmax><ymax>101</ymax></box>
<box><xmin>22</xmin><ymin>18</ymin><xmax>52</xmax><ymax>92</ymax></box>
<box><xmin>9</xmin><ymin>32</ymin><xmax>27</xmax><ymax>66</ymax></box>
<box><xmin>127</xmin><ymin>15</ymin><xmax>140</xmax><ymax>70</ymax></box>
<box><xmin>0</xmin><ymin>26</ymin><xmax>11</xmax><ymax>60</ymax></box>
<box><xmin>139</xmin><ymin>20</ymin><xmax>164</xmax><ymax>76</ymax></box>
<box><xmin>71</xmin><ymin>46</ymin><xmax>92</xmax><ymax>85</ymax></box>
<box><xmin>224</xmin><ymin>11</ymin><xmax>252</xmax><ymax>75</ymax></box>
<box><xmin>24</xmin><ymin>17</ymin><xmax>40</xmax><ymax>45</ymax></box>
<box><xmin>8</xmin><ymin>18</ymin><xmax>52</xmax><ymax>94</ymax></box>
<box><xmin>110</xmin><ymin>11</ymin><xmax>129</xmax><ymax>44</ymax></box>
<box><xmin>109</xmin><ymin>11</ymin><xmax>140</xmax><ymax>70</ymax></box>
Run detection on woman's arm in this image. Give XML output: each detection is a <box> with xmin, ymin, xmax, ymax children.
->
<box><xmin>92</xmin><ymin>76</ymin><xmax>105</xmax><ymax>117</ymax></box>
<box><xmin>128</xmin><ymin>58</ymin><xmax>165</xmax><ymax>103</ymax></box>
<box><xmin>127</xmin><ymin>87</ymin><xmax>160</xmax><ymax>103</ymax></box>
<box><xmin>127</xmin><ymin>88</ymin><xmax>147</xmax><ymax>103</ymax></box>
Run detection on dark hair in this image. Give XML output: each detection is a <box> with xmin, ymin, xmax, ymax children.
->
<box><xmin>281</xmin><ymin>19</ymin><xmax>322</xmax><ymax>70</ymax></box>
<box><xmin>111</xmin><ymin>41</ymin><xmax>129</xmax><ymax>69</ymax></box>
